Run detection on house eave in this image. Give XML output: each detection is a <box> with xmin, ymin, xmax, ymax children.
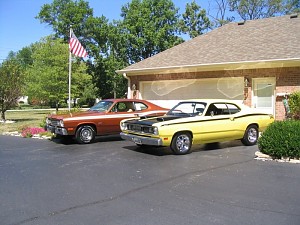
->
<box><xmin>116</xmin><ymin>58</ymin><xmax>300</xmax><ymax>76</ymax></box>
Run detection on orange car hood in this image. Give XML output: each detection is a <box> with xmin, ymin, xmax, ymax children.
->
<box><xmin>48</xmin><ymin>111</ymin><xmax>107</xmax><ymax>120</ymax></box>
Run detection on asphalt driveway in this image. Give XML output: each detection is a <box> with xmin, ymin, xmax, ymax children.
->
<box><xmin>0</xmin><ymin>135</ymin><xmax>299</xmax><ymax>225</ymax></box>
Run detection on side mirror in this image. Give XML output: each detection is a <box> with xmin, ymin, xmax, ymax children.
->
<box><xmin>210</xmin><ymin>111</ymin><xmax>214</xmax><ymax>117</ymax></box>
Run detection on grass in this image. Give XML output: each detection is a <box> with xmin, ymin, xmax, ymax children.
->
<box><xmin>0</xmin><ymin>109</ymin><xmax>55</xmax><ymax>134</ymax></box>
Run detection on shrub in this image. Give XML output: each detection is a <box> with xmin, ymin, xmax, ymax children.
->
<box><xmin>40</xmin><ymin>116</ymin><xmax>47</xmax><ymax>128</ymax></box>
<box><xmin>258</xmin><ymin>120</ymin><xmax>300</xmax><ymax>159</ymax></box>
<box><xmin>56</xmin><ymin>107</ymin><xmax>82</xmax><ymax>115</ymax></box>
<box><xmin>289</xmin><ymin>91</ymin><xmax>300</xmax><ymax>120</ymax></box>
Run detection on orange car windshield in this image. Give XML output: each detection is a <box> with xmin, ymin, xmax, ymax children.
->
<box><xmin>89</xmin><ymin>101</ymin><xmax>113</xmax><ymax>112</ymax></box>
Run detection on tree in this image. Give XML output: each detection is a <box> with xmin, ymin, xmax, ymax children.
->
<box><xmin>228</xmin><ymin>0</ymin><xmax>298</xmax><ymax>20</ymax></box>
<box><xmin>26</xmin><ymin>36</ymin><xmax>96</xmax><ymax>110</ymax></box>
<box><xmin>283</xmin><ymin>0</ymin><xmax>300</xmax><ymax>14</ymax></box>
<box><xmin>119</xmin><ymin>0</ymin><xmax>184</xmax><ymax>64</ymax></box>
<box><xmin>36</xmin><ymin>0</ymin><xmax>127</xmax><ymax>99</ymax></box>
<box><xmin>208</xmin><ymin>0</ymin><xmax>235</xmax><ymax>27</ymax></box>
<box><xmin>36</xmin><ymin>0</ymin><xmax>94</xmax><ymax>40</ymax></box>
<box><xmin>70</xmin><ymin>60</ymin><xmax>98</xmax><ymax>106</ymax></box>
<box><xmin>0</xmin><ymin>56</ymin><xmax>25</xmax><ymax>120</ymax></box>
<box><xmin>36</xmin><ymin>0</ymin><xmax>185</xmax><ymax>99</ymax></box>
<box><xmin>179</xmin><ymin>0</ymin><xmax>212</xmax><ymax>38</ymax></box>
<box><xmin>84</xmin><ymin>16</ymin><xmax>126</xmax><ymax>99</ymax></box>
<box><xmin>16</xmin><ymin>45</ymin><xmax>35</xmax><ymax>69</ymax></box>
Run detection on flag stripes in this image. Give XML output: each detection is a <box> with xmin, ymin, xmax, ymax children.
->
<box><xmin>69</xmin><ymin>31</ymin><xmax>88</xmax><ymax>58</ymax></box>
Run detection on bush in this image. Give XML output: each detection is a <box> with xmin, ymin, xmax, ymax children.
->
<box><xmin>289</xmin><ymin>91</ymin><xmax>300</xmax><ymax>120</ymax></box>
<box><xmin>258</xmin><ymin>120</ymin><xmax>300</xmax><ymax>159</ymax></box>
<box><xmin>55</xmin><ymin>107</ymin><xmax>83</xmax><ymax>115</ymax></box>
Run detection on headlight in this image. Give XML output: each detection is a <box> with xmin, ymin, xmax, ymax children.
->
<box><xmin>150</xmin><ymin>126</ymin><xmax>159</xmax><ymax>135</ymax></box>
<box><xmin>58</xmin><ymin>120</ymin><xmax>64</xmax><ymax>127</ymax></box>
<box><xmin>120</xmin><ymin>122</ymin><xmax>127</xmax><ymax>131</ymax></box>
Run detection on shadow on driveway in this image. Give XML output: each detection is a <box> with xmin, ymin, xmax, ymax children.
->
<box><xmin>51</xmin><ymin>134</ymin><xmax>123</xmax><ymax>145</ymax></box>
<box><xmin>122</xmin><ymin>140</ymin><xmax>246</xmax><ymax>156</ymax></box>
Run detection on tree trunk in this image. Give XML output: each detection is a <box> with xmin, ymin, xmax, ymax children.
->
<box><xmin>1</xmin><ymin>110</ymin><xmax>6</xmax><ymax>121</ymax></box>
<box><xmin>56</xmin><ymin>101</ymin><xmax>59</xmax><ymax>112</ymax></box>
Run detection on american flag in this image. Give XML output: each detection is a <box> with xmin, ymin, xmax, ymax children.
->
<box><xmin>69</xmin><ymin>30</ymin><xmax>88</xmax><ymax>58</ymax></box>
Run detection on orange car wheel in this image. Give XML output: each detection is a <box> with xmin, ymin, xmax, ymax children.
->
<box><xmin>75</xmin><ymin>125</ymin><xmax>96</xmax><ymax>144</ymax></box>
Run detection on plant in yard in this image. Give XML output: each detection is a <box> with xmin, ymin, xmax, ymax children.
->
<box><xmin>258</xmin><ymin>120</ymin><xmax>300</xmax><ymax>159</ymax></box>
<box><xmin>21</xmin><ymin>126</ymin><xmax>47</xmax><ymax>138</ymax></box>
<box><xmin>0</xmin><ymin>55</ymin><xmax>25</xmax><ymax>121</ymax></box>
<box><xmin>289</xmin><ymin>91</ymin><xmax>300</xmax><ymax>120</ymax></box>
<box><xmin>55</xmin><ymin>107</ymin><xmax>83</xmax><ymax>115</ymax></box>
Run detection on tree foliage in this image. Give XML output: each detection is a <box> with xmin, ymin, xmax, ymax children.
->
<box><xmin>119</xmin><ymin>0</ymin><xmax>184</xmax><ymax>64</ymax></box>
<box><xmin>35</xmin><ymin>0</ymin><xmax>188</xmax><ymax>99</ymax></box>
<box><xmin>36</xmin><ymin>0</ymin><xmax>94</xmax><ymax>40</ymax></box>
<box><xmin>283</xmin><ymin>0</ymin><xmax>300</xmax><ymax>14</ymax></box>
<box><xmin>25</xmin><ymin>36</ymin><xmax>95</xmax><ymax>110</ymax></box>
<box><xmin>208</xmin><ymin>0</ymin><xmax>235</xmax><ymax>27</ymax></box>
<box><xmin>179</xmin><ymin>0</ymin><xmax>212</xmax><ymax>38</ymax></box>
<box><xmin>36</xmin><ymin>0</ymin><xmax>126</xmax><ymax>99</ymax></box>
<box><xmin>228</xmin><ymin>0</ymin><xmax>299</xmax><ymax>20</ymax></box>
<box><xmin>289</xmin><ymin>91</ymin><xmax>300</xmax><ymax>120</ymax></box>
<box><xmin>0</xmin><ymin>56</ymin><xmax>25</xmax><ymax>120</ymax></box>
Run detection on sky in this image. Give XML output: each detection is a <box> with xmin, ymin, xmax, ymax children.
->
<box><xmin>0</xmin><ymin>0</ymin><xmax>213</xmax><ymax>62</ymax></box>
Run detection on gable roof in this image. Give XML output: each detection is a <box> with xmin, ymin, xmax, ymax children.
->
<box><xmin>118</xmin><ymin>14</ymin><xmax>300</xmax><ymax>75</ymax></box>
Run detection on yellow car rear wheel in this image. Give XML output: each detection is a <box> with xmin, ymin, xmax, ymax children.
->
<box><xmin>241</xmin><ymin>125</ymin><xmax>258</xmax><ymax>146</ymax></box>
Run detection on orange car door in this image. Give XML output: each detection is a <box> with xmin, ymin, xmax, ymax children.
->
<box><xmin>100</xmin><ymin>102</ymin><xmax>137</xmax><ymax>134</ymax></box>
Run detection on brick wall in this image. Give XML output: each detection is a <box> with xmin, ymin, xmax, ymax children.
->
<box><xmin>129</xmin><ymin>66</ymin><xmax>300</xmax><ymax>120</ymax></box>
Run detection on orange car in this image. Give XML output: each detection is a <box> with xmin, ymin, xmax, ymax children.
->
<box><xmin>46</xmin><ymin>99</ymin><xmax>168</xmax><ymax>144</ymax></box>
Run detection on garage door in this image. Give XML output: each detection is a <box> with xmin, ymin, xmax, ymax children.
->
<box><xmin>140</xmin><ymin>77</ymin><xmax>244</xmax><ymax>100</ymax></box>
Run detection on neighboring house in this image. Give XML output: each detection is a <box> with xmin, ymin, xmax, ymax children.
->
<box><xmin>18</xmin><ymin>96</ymin><xmax>28</xmax><ymax>104</ymax></box>
<box><xmin>117</xmin><ymin>14</ymin><xmax>300</xmax><ymax>120</ymax></box>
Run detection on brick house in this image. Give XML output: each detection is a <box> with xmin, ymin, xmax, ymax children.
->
<box><xmin>117</xmin><ymin>14</ymin><xmax>300</xmax><ymax>120</ymax></box>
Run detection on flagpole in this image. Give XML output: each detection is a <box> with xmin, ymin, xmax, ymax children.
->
<box><xmin>68</xmin><ymin>27</ymin><xmax>72</xmax><ymax>111</ymax></box>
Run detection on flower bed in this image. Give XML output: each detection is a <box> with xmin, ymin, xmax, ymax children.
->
<box><xmin>21</xmin><ymin>127</ymin><xmax>48</xmax><ymax>138</ymax></box>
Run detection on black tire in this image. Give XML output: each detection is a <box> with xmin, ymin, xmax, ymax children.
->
<box><xmin>170</xmin><ymin>132</ymin><xmax>192</xmax><ymax>155</ymax></box>
<box><xmin>75</xmin><ymin>125</ymin><xmax>96</xmax><ymax>144</ymax></box>
<box><xmin>241</xmin><ymin>125</ymin><xmax>258</xmax><ymax>146</ymax></box>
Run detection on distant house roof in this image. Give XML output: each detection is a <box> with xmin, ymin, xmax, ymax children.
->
<box><xmin>118</xmin><ymin>14</ymin><xmax>300</xmax><ymax>75</ymax></box>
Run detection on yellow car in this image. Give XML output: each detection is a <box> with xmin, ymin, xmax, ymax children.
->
<box><xmin>120</xmin><ymin>99</ymin><xmax>274</xmax><ymax>155</ymax></box>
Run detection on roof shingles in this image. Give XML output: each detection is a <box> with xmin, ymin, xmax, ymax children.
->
<box><xmin>120</xmin><ymin>15</ymin><xmax>300</xmax><ymax>72</ymax></box>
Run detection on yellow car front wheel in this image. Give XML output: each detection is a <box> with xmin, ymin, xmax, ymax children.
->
<box><xmin>171</xmin><ymin>132</ymin><xmax>192</xmax><ymax>155</ymax></box>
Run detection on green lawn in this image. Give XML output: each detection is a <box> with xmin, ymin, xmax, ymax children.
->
<box><xmin>0</xmin><ymin>110</ymin><xmax>55</xmax><ymax>134</ymax></box>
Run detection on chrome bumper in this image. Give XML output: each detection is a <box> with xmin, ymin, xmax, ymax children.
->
<box><xmin>120</xmin><ymin>132</ymin><xmax>163</xmax><ymax>146</ymax></box>
<box><xmin>46</xmin><ymin>125</ymin><xmax>68</xmax><ymax>135</ymax></box>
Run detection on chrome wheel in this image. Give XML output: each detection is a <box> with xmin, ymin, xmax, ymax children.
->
<box><xmin>75</xmin><ymin>125</ymin><xmax>95</xmax><ymax>144</ymax></box>
<box><xmin>247</xmin><ymin>127</ymin><xmax>257</xmax><ymax>143</ymax></box>
<box><xmin>171</xmin><ymin>133</ymin><xmax>192</xmax><ymax>155</ymax></box>
<box><xmin>242</xmin><ymin>125</ymin><xmax>258</xmax><ymax>146</ymax></box>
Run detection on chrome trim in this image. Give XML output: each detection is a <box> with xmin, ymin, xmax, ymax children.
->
<box><xmin>120</xmin><ymin>132</ymin><xmax>162</xmax><ymax>146</ymax></box>
<box><xmin>46</xmin><ymin>125</ymin><xmax>68</xmax><ymax>135</ymax></box>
